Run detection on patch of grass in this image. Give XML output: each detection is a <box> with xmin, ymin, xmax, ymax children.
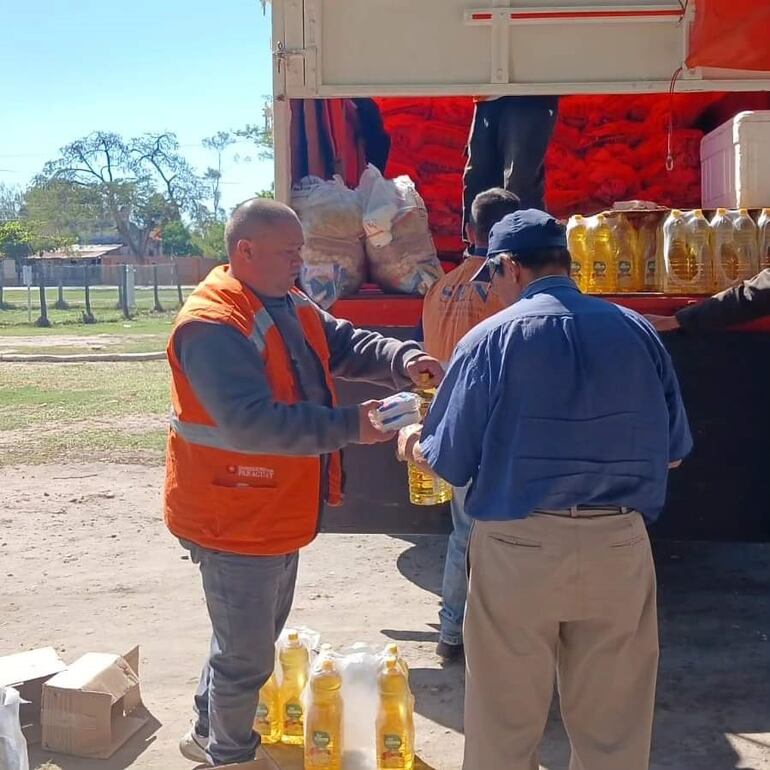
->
<box><xmin>0</xmin><ymin>361</ymin><xmax>169</xmax><ymax>428</ymax></box>
<box><xmin>0</xmin><ymin>361</ymin><xmax>170</xmax><ymax>464</ymax></box>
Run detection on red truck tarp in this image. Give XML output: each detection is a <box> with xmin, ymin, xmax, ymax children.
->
<box><xmin>687</xmin><ymin>0</ymin><xmax>770</xmax><ymax>72</ymax></box>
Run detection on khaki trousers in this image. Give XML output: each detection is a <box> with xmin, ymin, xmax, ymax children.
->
<box><xmin>463</xmin><ymin>511</ymin><xmax>658</xmax><ymax>770</ymax></box>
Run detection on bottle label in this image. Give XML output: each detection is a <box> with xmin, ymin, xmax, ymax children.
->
<box><xmin>313</xmin><ymin>731</ymin><xmax>331</xmax><ymax>749</ymax></box>
<box><xmin>618</xmin><ymin>260</ymin><xmax>632</xmax><ymax>277</ymax></box>
<box><xmin>646</xmin><ymin>259</ymin><xmax>656</xmax><ymax>278</ymax></box>
<box><xmin>256</xmin><ymin>703</ymin><xmax>269</xmax><ymax>723</ymax></box>
<box><xmin>571</xmin><ymin>261</ymin><xmax>582</xmax><ymax>276</ymax></box>
<box><xmin>382</xmin><ymin>734</ymin><xmax>404</xmax><ymax>761</ymax></box>
<box><xmin>285</xmin><ymin>702</ymin><xmax>303</xmax><ymax>726</ymax></box>
<box><xmin>592</xmin><ymin>261</ymin><xmax>607</xmax><ymax>277</ymax></box>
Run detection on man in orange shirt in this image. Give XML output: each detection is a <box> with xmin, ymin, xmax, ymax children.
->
<box><xmin>422</xmin><ymin>187</ymin><xmax>521</xmax><ymax>660</ymax></box>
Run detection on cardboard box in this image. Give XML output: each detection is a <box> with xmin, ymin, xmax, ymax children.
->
<box><xmin>0</xmin><ymin>647</ymin><xmax>67</xmax><ymax>744</ymax></box>
<box><xmin>42</xmin><ymin>646</ymin><xmax>147</xmax><ymax>759</ymax></box>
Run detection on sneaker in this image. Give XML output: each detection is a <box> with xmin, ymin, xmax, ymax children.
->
<box><xmin>179</xmin><ymin>728</ymin><xmax>209</xmax><ymax>764</ymax></box>
<box><xmin>436</xmin><ymin>639</ymin><xmax>464</xmax><ymax>663</ymax></box>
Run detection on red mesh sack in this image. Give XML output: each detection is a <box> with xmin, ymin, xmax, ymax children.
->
<box><xmin>423</xmin><ymin>121</ymin><xmax>469</xmax><ymax>150</ymax></box>
<box><xmin>429</xmin><ymin>98</ymin><xmax>475</xmax><ymax>125</ymax></box>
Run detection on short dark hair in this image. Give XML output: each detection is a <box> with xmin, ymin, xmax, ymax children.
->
<box><xmin>470</xmin><ymin>188</ymin><xmax>521</xmax><ymax>243</ymax></box>
<box><xmin>500</xmin><ymin>247</ymin><xmax>572</xmax><ymax>273</ymax></box>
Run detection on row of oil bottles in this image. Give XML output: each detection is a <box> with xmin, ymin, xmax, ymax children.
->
<box><xmin>256</xmin><ymin>630</ymin><xmax>415</xmax><ymax>770</ymax></box>
<box><xmin>566</xmin><ymin>208</ymin><xmax>770</xmax><ymax>295</ymax></box>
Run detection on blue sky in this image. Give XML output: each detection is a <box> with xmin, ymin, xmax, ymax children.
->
<box><xmin>0</xmin><ymin>0</ymin><xmax>274</xmax><ymax>211</ymax></box>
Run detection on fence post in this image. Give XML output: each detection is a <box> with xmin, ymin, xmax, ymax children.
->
<box><xmin>35</xmin><ymin>266</ymin><xmax>51</xmax><ymax>327</ymax></box>
<box><xmin>174</xmin><ymin>260</ymin><xmax>184</xmax><ymax>306</ymax></box>
<box><xmin>83</xmin><ymin>264</ymin><xmax>95</xmax><ymax>323</ymax></box>
<box><xmin>153</xmin><ymin>265</ymin><xmax>164</xmax><ymax>312</ymax></box>
<box><xmin>54</xmin><ymin>263</ymin><xmax>69</xmax><ymax>309</ymax></box>
<box><xmin>121</xmin><ymin>265</ymin><xmax>130</xmax><ymax>319</ymax></box>
<box><xmin>0</xmin><ymin>258</ymin><xmax>5</xmax><ymax>309</ymax></box>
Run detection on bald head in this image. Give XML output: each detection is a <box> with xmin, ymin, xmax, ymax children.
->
<box><xmin>225</xmin><ymin>198</ymin><xmax>300</xmax><ymax>259</ymax></box>
<box><xmin>225</xmin><ymin>197</ymin><xmax>305</xmax><ymax>297</ymax></box>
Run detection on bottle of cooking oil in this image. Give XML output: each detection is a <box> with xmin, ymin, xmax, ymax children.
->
<box><xmin>408</xmin><ymin>389</ymin><xmax>452</xmax><ymax>506</ymax></box>
<box><xmin>611</xmin><ymin>213</ymin><xmax>639</xmax><ymax>292</ymax></box>
<box><xmin>734</xmin><ymin>208</ymin><xmax>759</xmax><ymax>276</ymax></box>
<box><xmin>376</xmin><ymin>656</ymin><xmax>415</xmax><ymax>770</ymax></box>
<box><xmin>638</xmin><ymin>214</ymin><xmax>662</xmax><ymax>292</ymax></box>
<box><xmin>685</xmin><ymin>209</ymin><xmax>713</xmax><ymax>293</ymax></box>
<box><xmin>255</xmin><ymin>673</ymin><xmax>282</xmax><ymax>744</ymax></box>
<box><xmin>587</xmin><ymin>213</ymin><xmax>617</xmax><ymax>294</ymax></box>
<box><xmin>280</xmin><ymin>629</ymin><xmax>310</xmax><ymax>745</ymax></box>
<box><xmin>662</xmin><ymin>209</ymin><xmax>692</xmax><ymax>293</ymax></box>
<box><xmin>566</xmin><ymin>214</ymin><xmax>590</xmax><ymax>292</ymax></box>
<box><xmin>759</xmin><ymin>209</ymin><xmax>770</xmax><ymax>271</ymax></box>
<box><xmin>304</xmin><ymin>657</ymin><xmax>343</xmax><ymax>770</ymax></box>
<box><xmin>711</xmin><ymin>208</ymin><xmax>740</xmax><ymax>290</ymax></box>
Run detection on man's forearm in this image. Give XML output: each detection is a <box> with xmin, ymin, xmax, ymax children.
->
<box><xmin>676</xmin><ymin>269</ymin><xmax>770</xmax><ymax>331</ymax></box>
<box><xmin>322</xmin><ymin>310</ymin><xmax>422</xmax><ymax>388</ymax></box>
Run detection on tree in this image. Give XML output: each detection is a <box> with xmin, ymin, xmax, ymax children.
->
<box><xmin>0</xmin><ymin>221</ymin><xmax>34</xmax><ymax>308</ymax></box>
<box><xmin>39</xmin><ymin>131</ymin><xmax>204</xmax><ymax>258</ymax></box>
<box><xmin>193</xmin><ymin>221</ymin><xmax>227</xmax><ymax>262</ymax></box>
<box><xmin>234</xmin><ymin>99</ymin><xmax>274</xmax><ymax>161</ymax></box>
<box><xmin>23</xmin><ymin>179</ymin><xmax>105</xmax><ymax>248</ymax></box>
<box><xmin>202</xmin><ymin>131</ymin><xmax>235</xmax><ymax>221</ymax></box>
<box><xmin>256</xmin><ymin>183</ymin><xmax>275</xmax><ymax>199</ymax></box>
<box><xmin>0</xmin><ymin>183</ymin><xmax>23</xmax><ymax>223</ymax></box>
<box><xmin>162</xmin><ymin>220</ymin><xmax>195</xmax><ymax>256</ymax></box>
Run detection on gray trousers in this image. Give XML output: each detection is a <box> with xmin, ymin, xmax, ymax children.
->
<box><xmin>182</xmin><ymin>540</ymin><xmax>299</xmax><ymax>766</ymax></box>
<box><xmin>462</xmin><ymin>96</ymin><xmax>559</xmax><ymax>238</ymax></box>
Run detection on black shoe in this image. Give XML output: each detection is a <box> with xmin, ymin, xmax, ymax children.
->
<box><xmin>436</xmin><ymin>639</ymin><xmax>464</xmax><ymax>663</ymax></box>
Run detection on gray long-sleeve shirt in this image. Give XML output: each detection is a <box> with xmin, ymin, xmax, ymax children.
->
<box><xmin>175</xmin><ymin>293</ymin><xmax>422</xmax><ymax>456</ymax></box>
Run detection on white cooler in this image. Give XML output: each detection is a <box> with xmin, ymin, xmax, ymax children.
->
<box><xmin>701</xmin><ymin>111</ymin><xmax>770</xmax><ymax>209</ymax></box>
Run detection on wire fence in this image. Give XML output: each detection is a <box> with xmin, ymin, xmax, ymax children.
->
<box><xmin>0</xmin><ymin>262</ymin><xmax>192</xmax><ymax>327</ymax></box>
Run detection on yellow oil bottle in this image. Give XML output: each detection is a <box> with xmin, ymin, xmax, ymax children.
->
<box><xmin>685</xmin><ymin>209</ymin><xmax>713</xmax><ymax>293</ymax></box>
<box><xmin>734</xmin><ymin>208</ymin><xmax>759</xmax><ymax>276</ymax></box>
<box><xmin>376</xmin><ymin>656</ymin><xmax>415</xmax><ymax>770</ymax></box>
<box><xmin>611</xmin><ymin>213</ymin><xmax>639</xmax><ymax>293</ymax></box>
<box><xmin>408</xmin><ymin>389</ymin><xmax>452</xmax><ymax>506</ymax></box>
<box><xmin>759</xmin><ymin>209</ymin><xmax>770</xmax><ymax>271</ymax></box>
<box><xmin>711</xmin><ymin>208</ymin><xmax>741</xmax><ymax>290</ymax></box>
<box><xmin>304</xmin><ymin>658</ymin><xmax>343</xmax><ymax>770</ymax></box>
<box><xmin>566</xmin><ymin>214</ymin><xmax>590</xmax><ymax>292</ymax></box>
<box><xmin>638</xmin><ymin>214</ymin><xmax>662</xmax><ymax>292</ymax></box>
<box><xmin>254</xmin><ymin>673</ymin><xmax>282</xmax><ymax>744</ymax></box>
<box><xmin>587</xmin><ymin>213</ymin><xmax>617</xmax><ymax>294</ymax></box>
<box><xmin>662</xmin><ymin>209</ymin><xmax>692</xmax><ymax>293</ymax></box>
<box><xmin>279</xmin><ymin>629</ymin><xmax>310</xmax><ymax>745</ymax></box>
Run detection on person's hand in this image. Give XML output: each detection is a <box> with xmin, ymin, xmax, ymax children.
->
<box><xmin>397</xmin><ymin>424</ymin><xmax>422</xmax><ymax>463</ymax></box>
<box><xmin>645</xmin><ymin>314</ymin><xmax>681</xmax><ymax>332</ymax></box>
<box><xmin>669</xmin><ymin>459</ymin><xmax>683</xmax><ymax>469</ymax></box>
<box><xmin>405</xmin><ymin>353</ymin><xmax>444</xmax><ymax>388</ymax></box>
<box><xmin>357</xmin><ymin>400</ymin><xmax>396</xmax><ymax>445</ymax></box>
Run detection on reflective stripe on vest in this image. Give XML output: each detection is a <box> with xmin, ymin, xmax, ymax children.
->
<box><xmin>170</xmin><ymin>415</ymin><xmax>236</xmax><ymax>452</ymax></box>
<box><xmin>248</xmin><ymin>307</ymin><xmax>275</xmax><ymax>354</ymax></box>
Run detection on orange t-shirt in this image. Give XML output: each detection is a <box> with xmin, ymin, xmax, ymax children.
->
<box><xmin>422</xmin><ymin>256</ymin><xmax>516</xmax><ymax>363</ymax></box>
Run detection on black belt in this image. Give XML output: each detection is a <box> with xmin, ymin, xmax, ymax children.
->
<box><xmin>534</xmin><ymin>505</ymin><xmax>632</xmax><ymax>518</ymax></box>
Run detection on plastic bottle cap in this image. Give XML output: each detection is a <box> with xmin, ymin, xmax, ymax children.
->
<box><xmin>573</xmin><ymin>214</ymin><xmax>584</xmax><ymax>221</ymax></box>
<box><xmin>671</xmin><ymin>209</ymin><xmax>683</xmax><ymax>217</ymax></box>
<box><xmin>321</xmin><ymin>659</ymin><xmax>334</xmax><ymax>672</ymax></box>
<box><xmin>596</xmin><ymin>213</ymin><xmax>606</xmax><ymax>222</ymax></box>
<box><xmin>286</xmin><ymin>630</ymin><xmax>299</xmax><ymax>643</ymax></box>
<box><xmin>692</xmin><ymin>209</ymin><xmax>703</xmax><ymax>216</ymax></box>
<box><xmin>386</xmin><ymin>643</ymin><xmax>399</xmax><ymax>655</ymax></box>
<box><xmin>716</xmin><ymin>208</ymin><xmax>728</xmax><ymax>215</ymax></box>
<box><xmin>739</xmin><ymin>208</ymin><xmax>749</xmax><ymax>215</ymax></box>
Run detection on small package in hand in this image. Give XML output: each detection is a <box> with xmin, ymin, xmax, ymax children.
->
<box><xmin>371</xmin><ymin>392</ymin><xmax>422</xmax><ymax>432</ymax></box>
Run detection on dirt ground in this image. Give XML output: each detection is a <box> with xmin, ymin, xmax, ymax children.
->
<box><xmin>2</xmin><ymin>463</ymin><xmax>769</xmax><ymax>770</ymax></box>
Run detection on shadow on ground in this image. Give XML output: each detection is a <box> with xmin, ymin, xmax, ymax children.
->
<box><xmin>393</xmin><ymin>535</ymin><xmax>770</xmax><ymax>770</ymax></box>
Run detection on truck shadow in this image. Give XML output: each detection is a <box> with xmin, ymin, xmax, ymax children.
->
<box><xmin>394</xmin><ymin>536</ymin><xmax>770</xmax><ymax>770</ymax></box>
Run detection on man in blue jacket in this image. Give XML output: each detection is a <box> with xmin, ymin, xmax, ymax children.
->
<box><xmin>399</xmin><ymin>209</ymin><xmax>693</xmax><ymax>770</ymax></box>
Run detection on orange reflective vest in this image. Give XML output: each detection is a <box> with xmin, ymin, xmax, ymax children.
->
<box><xmin>164</xmin><ymin>265</ymin><xmax>343</xmax><ymax>556</ymax></box>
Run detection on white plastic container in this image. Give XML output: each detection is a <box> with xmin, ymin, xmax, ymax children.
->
<box><xmin>700</xmin><ymin>111</ymin><xmax>770</xmax><ymax>210</ymax></box>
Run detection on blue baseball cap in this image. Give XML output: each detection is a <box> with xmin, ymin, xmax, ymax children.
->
<box><xmin>487</xmin><ymin>209</ymin><xmax>567</xmax><ymax>256</ymax></box>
